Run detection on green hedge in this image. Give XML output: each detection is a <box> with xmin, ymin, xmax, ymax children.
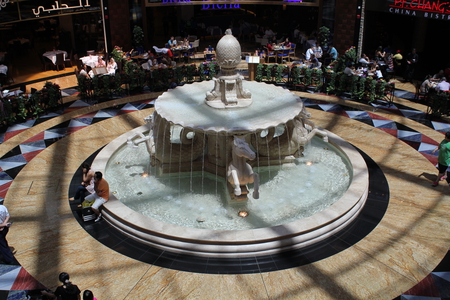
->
<box><xmin>1</xmin><ymin>82</ymin><xmax>60</xmax><ymax>126</ymax></box>
<box><xmin>77</xmin><ymin>61</ymin><xmax>221</xmax><ymax>100</ymax></box>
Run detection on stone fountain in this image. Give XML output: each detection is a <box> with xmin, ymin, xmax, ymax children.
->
<box><xmin>91</xmin><ymin>33</ymin><xmax>369</xmax><ymax>258</ymax></box>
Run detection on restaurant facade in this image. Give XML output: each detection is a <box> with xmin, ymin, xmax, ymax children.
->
<box><xmin>1</xmin><ymin>0</ymin><xmax>449</xmax><ymax>76</ymax></box>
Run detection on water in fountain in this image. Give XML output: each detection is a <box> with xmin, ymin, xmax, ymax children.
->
<box><xmin>105</xmin><ymin>136</ymin><xmax>350</xmax><ymax>230</ymax></box>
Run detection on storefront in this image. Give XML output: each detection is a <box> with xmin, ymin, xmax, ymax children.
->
<box><xmin>363</xmin><ymin>0</ymin><xmax>450</xmax><ymax>78</ymax></box>
<box><xmin>0</xmin><ymin>0</ymin><xmax>104</xmax><ymax>54</ymax></box>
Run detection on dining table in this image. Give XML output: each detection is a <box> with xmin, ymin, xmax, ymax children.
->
<box><xmin>131</xmin><ymin>53</ymin><xmax>150</xmax><ymax>64</ymax></box>
<box><xmin>0</xmin><ymin>64</ymin><xmax>7</xmax><ymax>75</ymax></box>
<box><xmin>43</xmin><ymin>50</ymin><xmax>67</xmax><ymax>65</ymax></box>
<box><xmin>80</xmin><ymin>55</ymin><xmax>99</xmax><ymax>68</ymax></box>
<box><xmin>1</xmin><ymin>89</ymin><xmax>24</xmax><ymax>97</ymax></box>
<box><xmin>272</xmin><ymin>46</ymin><xmax>291</xmax><ymax>63</ymax></box>
<box><xmin>8</xmin><ymin>38</ymin><xmax>30</xmax><ymax>45</ymax></box>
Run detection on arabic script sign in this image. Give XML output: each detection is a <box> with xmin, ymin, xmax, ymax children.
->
<box><xmin>32</xmin><ymin>0</ymin><xmax>90</xmax><ymax>17</ymax></box>
<box><xmin>387</xmin><ymin>0</ymin><xmax>450</xmax><ymax>20</ymax></box>
<box><xmin>0</xmin><ymin>0</ymin><xmax>10</xmax><ymax>11</ymax></box>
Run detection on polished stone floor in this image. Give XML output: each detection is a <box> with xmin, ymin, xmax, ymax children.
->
<box><xmin>1</xmin><ymin>80</ymin><xmax>450</xmax><ymax>299</ymax></box>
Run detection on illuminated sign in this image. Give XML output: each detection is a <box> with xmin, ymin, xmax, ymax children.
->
<box><xmin>387</xmin><ymin>0</ymin><xmax>450</xmax><ymax>20</ymax></box>
<box><xmin>32</xmin><ymin>0</ymin><xmax>91</xmax><ymax>17</ymax></box>
<box><xmin>201</xmin><ymin>0</ymin><xmax>240</xmax><ymax>9</ymax></box>
<box><xmin>0</xmin><ymin>0</ymin><xmax>10</xmax><ymax>11</ymax></box>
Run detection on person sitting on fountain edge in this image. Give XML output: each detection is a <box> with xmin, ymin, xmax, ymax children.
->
<box><xmin>83</xmin><ymin>171</ymin><xmax>109</xmax><ymax>222</ymax></box>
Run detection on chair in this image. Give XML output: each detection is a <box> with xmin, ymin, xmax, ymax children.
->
<box><xmin>172</xmin><ymin>50</ymin><xmax>181</xmax><ymax>62</ymax></box>
<box><xmin>265</xmin><ymin>48</ymin><xmax>276</xmax><ymax>63</ymax></box>
<box><xmin>55</xmin><ymin>53</ymin><xmax>65</xmax><ymax>71</ymax></box>
<box><xmin>205</xmin><ymin>53</ymin><xmax>215</xmax><ymax>62</ymax></box>
<box><xmin>289</xmin><ymin>43</ymin><xmax>296</xmax><ymax>60</ymax></box>
<box><xmin>39</xmin><ymin>53</ymin><xmax>54</xmax><ymax>71</ymax></box>
<box><xmin>184</xmin><ymin>48</ymin><xmax>196</xmax><ymax>62</ymax></box>
<box><xmin>87</xmin><ymin>50</ymin><xmax>96</xmax><ymax>56</ymax></box>
<box><xmin>277</xmin><ymin>49</ymin><xmax>290</xmax><ymax>63</ymax></box>
<box><xmin>414</xmin><ymin>81</ymin><xmax>427</xmax><ymax>102</ymax></box>
<box><xmin>192</xmin><ymin>39</ymin><xmax>200</xmax><ymax>53</ymax></box>
<box><xmin>64</xmin><ymin>50</ymin><xmax>73</xmax><ymax>67</ymax></box>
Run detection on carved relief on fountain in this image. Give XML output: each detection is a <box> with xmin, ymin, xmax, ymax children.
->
<box><xmin>251</xmin><ymin>107</ymin><xmax>328</xmax><ymax>160</ymax></box>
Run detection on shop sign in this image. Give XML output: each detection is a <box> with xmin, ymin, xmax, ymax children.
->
<box><xmin>32</xmin><ymin>0</ymin><xmax>92</xmax><ymax>17</ymax></box>
<box><xmin>0</xmin><ymin>0</ymin><xmax>10</xmax><ymax>11</ymax></box>
<box><xmin>202</xmin><ymin>0</ymin><xmax>240</xmax><ymax>9</ymax></box>
<box><xmin>387</xmin><ymin>0</ymin><xmax>450</xmax><ymax>20</ymax></box>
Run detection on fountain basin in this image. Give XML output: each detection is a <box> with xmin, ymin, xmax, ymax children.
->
<box><xmin>92</xmin><ymin>125</ymin><xmax>369</xmax><ymax>258</ymax></box>
<box><xmin>155</xmin><ymin>81</ymin><xmax>304</xmax><ymax>135</ymax></box>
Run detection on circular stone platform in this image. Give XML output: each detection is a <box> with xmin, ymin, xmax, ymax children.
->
<box><xmin>93</xmin><ymin>126</ymin><xmax>369</xmax><ymax>258</ymax></box>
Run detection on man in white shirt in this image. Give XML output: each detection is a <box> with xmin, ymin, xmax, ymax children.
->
<box><xmin>359</xmin><ymin>54</ymin><xmax>370</xmax><ymax>67</ymax></box>
<box><xmin>0</xmin><ymin>202</ymin><xmax>15</xmax><ymax>264</ymax></box>
<box><xmin>305</xmin><ymin>46</ymin><xmax>315</xmax><ymax>61</ymax></box>
<box><xmin>436</xmin><ymin>77</ymin><xmax>450</xmax><ymax>92</ymax></box>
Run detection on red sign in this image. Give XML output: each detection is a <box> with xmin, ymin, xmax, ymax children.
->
<box><xmin>388</xmin><ymin>0</ymin><xmax>450</xmax><ymax>20</ymax></box>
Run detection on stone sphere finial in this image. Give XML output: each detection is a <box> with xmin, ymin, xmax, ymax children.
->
<box><xmin>216</xmin><ymin>34</ymin><xmax>241</xmax><ymax>70</ymax></box>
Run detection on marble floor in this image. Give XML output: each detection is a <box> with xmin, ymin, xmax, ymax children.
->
<box><xmin>1</xmin><ymin>81</ymin><xmax>450</xmax><ymax>299</ymax></box>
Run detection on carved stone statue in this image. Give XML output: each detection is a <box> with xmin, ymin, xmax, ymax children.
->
<box><xmin>151</xmin><ymin>112</ymin><xmax>205</xmax><ymax>166</ymax></box>
<box><xmin>227</xmin><ymin>136</ymin><xmax>260</xmax><ymax>200</ymax></box>
<box><xmin>252</xmin><ymin>107</ymin><xmax>328</xmax><ymax>158</ymax></box>
<box><xmin>205</xmin><ymin>31</ymin><xmax>252</xmax><ymax>108</ymax></box>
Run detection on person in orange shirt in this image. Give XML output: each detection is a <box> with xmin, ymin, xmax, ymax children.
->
<box><xmin>83</xmin><ymin>171</ymin><xmax>109</xmax><ymax>222</ymax></box>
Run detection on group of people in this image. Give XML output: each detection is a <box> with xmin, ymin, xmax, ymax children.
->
<box><xmin>41</xmin><ymin>272</ymin><xmax>98</xmax><ymax>300</ymax></box>
<box><xmin>167</xmin><ymin>36</ymin><xmax>191</xmax><ymax>48</ymax></box>
<box><xmin>69</xmin><ymin>163</ymin><xmax>109</xmax><ymax>223</ymax></box>
<box><xmin>79</xmin><ymin>56</ymin><xmax>117</xmax><ymax>78</ymax></box>
<box><xmin>420</xmin><ymin>69</ymin><xmax>450</xmax><ymax>93</ymax></box>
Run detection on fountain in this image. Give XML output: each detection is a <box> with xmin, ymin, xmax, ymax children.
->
<box><xmin>91</xmin><ymin>33</ymin><xmax>369</xmax><ymax>258</ymax></box>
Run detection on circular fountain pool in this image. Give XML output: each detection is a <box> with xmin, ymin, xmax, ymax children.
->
<box><xmin>105</xmin><ymin>135</ymin><xmax>351</xmax><ymax>230</ymax></box>
<box><xmin>89</xmin><ymin>33</ymin><xmax>369</xmax><ymax>258</ymax></box>
<box><xmin>92</xmin><ymin>125</ymin><xmax>368</xmax><ymax>258</ymax></box>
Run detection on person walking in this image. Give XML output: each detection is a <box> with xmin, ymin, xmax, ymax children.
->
<box><xmin>0</xmin><ymin>201</ymin><xmax>16</xmax><ymax>264</ymax></box>
<box><xmin>405</xmin><ymin>48</ymin><xmax>419</xmax><ymax>82</ymax></box>
<box><xmin>42</xmin><ymin>272</ymin><xmax>81</xmax><ymax>300</ymax></box>
<box><xmin>432</xmin><ymin>132</ymin><xmax>450</xmax><ymax>187</ymax></box>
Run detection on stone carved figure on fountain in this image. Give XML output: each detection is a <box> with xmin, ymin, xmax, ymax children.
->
<box><xmin>126</xmin><ymin>115</ymin><xmax>155</xmax><ymax>155</ymax></box>
<box><xmin>252</xmin><ymin>106</ymin><xmax>328</xmax><ymax>159</ymax></box>
<box><xmin>227</xmin><ymin>136</ymin><xmax>260</xmax><ymax>200</ymax></box>
<box><xmin>205</xmin><ymin>31</ymin><xmax>252</xmax><ymax>108</ymax></box>
<box><xmin>151</xmin><ymin>112</ymin><xmax>205</xmax><ymax>166</ymax></box>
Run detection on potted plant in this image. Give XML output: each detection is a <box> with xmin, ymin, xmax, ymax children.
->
<box><xmin>133</xmin><ymin>25</ymin><xmax>145</xmax><ymax>54</ymax></box>
<box><xmin>317</xmin><ymin>26</ymin><xmax>330</xmax><ymax>51</ymax></box>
